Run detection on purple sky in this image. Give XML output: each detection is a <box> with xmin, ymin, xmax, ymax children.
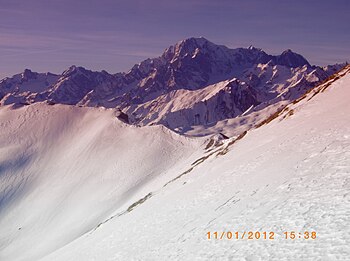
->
<box><xmin>0</xmin><ymin>0</ymin><xmax>349</xmax><ymax>79</ymax></box>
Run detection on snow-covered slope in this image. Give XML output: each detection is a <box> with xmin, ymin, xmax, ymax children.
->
<box><xmin>33</xmin><ymin>65</ymin><xmax>350</xmax><ymax>260</ymax></box>
<box><xmin>0</xmin><ymin>104</ymin><xmax>202</xmax><ymax>261</ymax></box>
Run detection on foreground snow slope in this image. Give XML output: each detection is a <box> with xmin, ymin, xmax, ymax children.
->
<box><xmin>0</xmin><ymin>104</ymin><xmax>202</xmax><ymax>260</ymax></box>
<box><xmin>42</xmin><ymin>67</ymin><xmax>350</xmax><ymax>260</ymax></box>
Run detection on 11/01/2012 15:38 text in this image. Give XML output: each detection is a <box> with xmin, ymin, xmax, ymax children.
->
<box><xmin>206</xmin><ymin>231</ymin><xmax>317</xmax><ymax>240</ymax></box>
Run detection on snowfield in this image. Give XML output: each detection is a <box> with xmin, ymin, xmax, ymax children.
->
<box><xmin>1</xmin><ymin>66</ymin><xmax>350</xmax><ymax>260</ymax></box>
<box><xmin>0</xmin><ymin>104</ymin><xmax>202</xmax><ymax>260</ymax></box>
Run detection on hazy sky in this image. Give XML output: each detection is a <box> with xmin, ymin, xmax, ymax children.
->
<box><xmin>0</xmin><ymin>0</ymin><xmax>349</xmax><ymax>79</ymax></box>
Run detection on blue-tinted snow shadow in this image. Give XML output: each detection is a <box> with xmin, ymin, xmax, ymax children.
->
<box><xmin>0</xmin><ymin>153</ymin><xmax>34</xmax><ymax>216</ymax></box>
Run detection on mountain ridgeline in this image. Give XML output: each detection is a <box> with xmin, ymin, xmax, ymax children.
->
<box><xmin>0</xmin><ymin>37</ymin><xmax>345</xmax><ymax>135</ymax></box>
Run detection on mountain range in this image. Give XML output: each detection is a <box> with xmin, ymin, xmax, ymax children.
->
<box><xmin>0</xmin><ymin>37</ymin><xmax>346</xmax><ymax>136</ymax></box>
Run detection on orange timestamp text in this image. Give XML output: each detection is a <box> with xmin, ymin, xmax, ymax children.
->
<box><xmin>206</xmin><ymin>231</ymin><xmax>317</xmax><ymax>240</ymax></box>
